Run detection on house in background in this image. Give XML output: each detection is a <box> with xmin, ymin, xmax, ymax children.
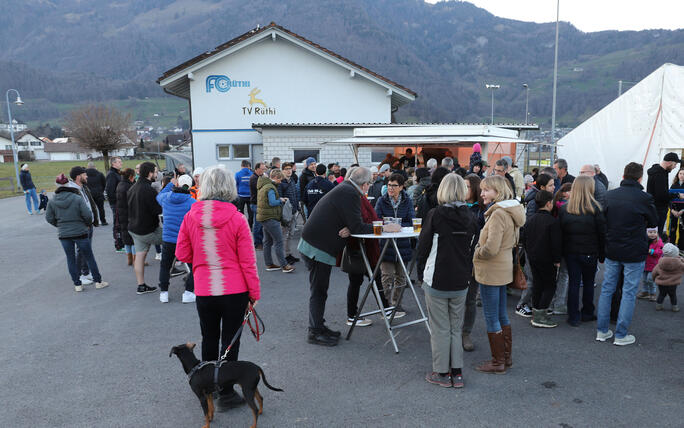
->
<box><xmin>0</xmin><ymin>131</ymin><xmax>47</xmax><ymax>161</ymax></box>
<box><xmin>43</xmin><ymin>135</ymin><xmax>136</xmax><ymax>161</ymax></box>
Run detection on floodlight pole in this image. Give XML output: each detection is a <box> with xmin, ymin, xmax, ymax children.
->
<box><xmin>550</xmin><ymin>0</ymin><xmax>560</xmax><ymax>163</ymax></box>
<box><xmin>6</xmin><ymin>89</ymin><xmax>23</xmax><ymax>192</ymax></box>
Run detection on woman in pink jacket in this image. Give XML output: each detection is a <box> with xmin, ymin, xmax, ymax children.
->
<box><xmin>176</xmin><ymin>166</ymin><xmax>260</xmax><ymax>408</ymax></box>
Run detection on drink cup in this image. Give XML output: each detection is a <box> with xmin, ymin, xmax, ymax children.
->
<box><xmin>413</xmin><ymin>218</ymin><xmax>422</xmax><ymax>232</ymax></box>
<box><xmin>383</xmin><ymin>217</ymin><xmax>392</xmax><ymax>225</ymax></box>
<box><xmin>373</xmin><ymin>221</ymin><xmax>383</xmax><ymax>236</ymax></box>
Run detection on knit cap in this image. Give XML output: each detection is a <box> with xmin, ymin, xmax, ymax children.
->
<box><xmin>305</xmin><ymin>157</ymin><xmax>316</xmax><ymax>167</ymax></box>
<box><xmin>379</xmin><ymin>164</ymin><xmax>390</xmax><ymax>173</ymax></box>
<box><xmin>472</xmin><ymin>143</ymin><xmax>481</xmax><ymax>153</ymax></box>
<box><xmin>662</xmin><ymin>243</ymin><xmax>679</xmax><ymax>258</ymax></box>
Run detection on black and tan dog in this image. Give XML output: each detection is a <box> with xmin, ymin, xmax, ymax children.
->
<box><xmin>170</xmin><ymin>342</ymin><xmax>283</xmax><ymax>428</ymax></box>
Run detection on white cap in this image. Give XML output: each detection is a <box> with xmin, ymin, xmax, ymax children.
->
<box><xmin>192</xmin><ymin>167</ymin><xmax>204</xmax><ymax>177</ymax></box>
<box><xmin>370</xmin><ymin>166</ymin><xmax>378</xmax><ymax>173</ymax></box>
<box><xmin>178</xmin><ymin>174</ymin><xmax>193</xmax><ymax>188</ymax></box>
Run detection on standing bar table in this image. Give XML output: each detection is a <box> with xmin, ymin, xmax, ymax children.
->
<box><xmin>347</xmin><ymin>227</ymin><xmax>430</xmax><ymax>353</ymax></box>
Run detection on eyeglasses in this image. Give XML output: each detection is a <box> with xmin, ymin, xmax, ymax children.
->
<box><xmin>494</xmin><ymin>169</ymin><xmax>505</xmax><ymax>173</ymax></box>
<box><xmin>283</xmin><ymin>168</ymin><xmax>292</xmax><ymax>171</ymax></box>
<box><xmin>387</xmin><ymin>183</ymin><xmax>402</xmax><ymax>188</ymax></box>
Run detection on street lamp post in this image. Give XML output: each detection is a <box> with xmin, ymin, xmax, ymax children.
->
<box><xmin>523</xmin><ymin>83</ymin><xmax>530</xmax><ymax>124</ymax></box>
<box><xmin>5</xmin><ymin>89</ymin><xmax>24</xmax><ymax>193</ymax></box>
<box><xmin>485</xmin><ymin>84</ymin><xmax>500</xmax><ymax>125</ymax></box>
<box><xmin>550</xmin><ymin>0</ymin><xmax>560</xmax><ymax>162</ymax></box>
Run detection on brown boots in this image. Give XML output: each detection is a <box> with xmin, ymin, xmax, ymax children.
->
<box><xmin>476</xmin><ymin>332</ymin><xmax>506</xmax><ymax>374</ymax></box>
<box><xmin>127</xmin><ymin>253</ymin><xmax>133</xmax><ymax>266</ymax></box>
<box><xmin>502</xmin><ymin>324</ymin><xmax>513</xmax><ymax>368</ymax></box>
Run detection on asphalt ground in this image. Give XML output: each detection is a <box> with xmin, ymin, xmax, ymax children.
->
<box><xmin>1</xmin><ymin>196</ymin><xmax>682</xmax><ymax>427</ymax></box>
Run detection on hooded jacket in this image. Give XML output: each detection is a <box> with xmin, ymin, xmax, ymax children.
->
<box><xmin>19</xmin><ymin>169</ymin><xmax>35</xmax><ymax>191</ymax></box>
<box><xmin>410</xmin><ymin>176</ymin><xmax>431</xmax><ymax>207</ymax></box>
<box><xmin>175</xmin><ymin>200</ymin><xmax>260</xmax><ymax>299</ymax></box>
<box><xmin>473</xmin><ymin>200</ymin><xmax>526</xmax><ymax>286</ymax></box>
<box><xmin>417</xmin><ymin>202</ymin><xmax>478</xmax><ymax>292</ymax></box>
<box><xmin>651</xmin><ymin>256</ymin><xmax>684</xmax><ymax>286</ymax></box>
<box><xmin>45</xmin><ymin>186</ymin><xmax>92</xmax><ymax>238</ymax></box>
<box><xmin>156</xmin><ymin>182</ymin><xmax>196</xmax><ymax>243</ymax></box>
<box><xmin>374</xmin><ymin>189</ymin><xmax>414</xmax><ymax>263</ymax></box>
<box><xmin>645</xmin><ymin>238</ymin><xmax>664</xmax><ymax>272</ymax></box>
<box><xmin>299</xmin><ymin>167</ymin><xmax>316</xmax><ymax>200</ymax></box>
<box><xmin>647</xmin><ymin>163</ymin><xmax>670</xmax><ymax>209</ymax></box>
<box><xmin>105</xmin><ymin>167</ymin><xmax>121</xmax><ymax>205</ymax></box>
<box><xmin>235</xmin><ymin>167</ymin><xmax>253</xmax><ymax>199</ymax></box>
<box><xmin>303</xmin><ymin>175</ymin><xmax>334</xmax><ymax>214</ymax></box>
<box><xmin>127</xmin><ymin>177</ymin><xmax>162</xmax><ymax>235</ymax></box>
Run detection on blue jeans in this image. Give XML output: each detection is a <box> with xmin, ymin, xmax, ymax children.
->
<box><xmin>262</xmin><ymin>219</ymin><xmax>287</xmax><ymax>266</ymax></box>
<box><xmin>597</xmin><ymin>258</ymin><xmax>645</xmax><ymax>338</ymax></box>
<box><xmin>250</xmin><ymin>204</ymin><xmax>263</xmax><ymax>246</ymax></box>
<box><xmin>25</xmin><ymin>188</ymin><xmax>39</xmax><ymax>213</ymax></box>
<box><xmin>479</xmin><ymin>284</ymin><xmax>510</xmax><ymax>333</ymax></box>
<box><xmin>640</xmin><ymin>271</ymin><xmax>656</xmax><ymax>295</ymax></box>
<box><xmin>566</xmin><ymin>254</ymin><xmax>598</xmax><ymax>323</ymax></box>
<box><xmin>77</xmin><ymin>226</ymin><xmax>94</xmax><ymax>276</ymax></box>
<box><xmin>59</xmin><ymin>237</ymin><xmax>102</xmax><ymax>285</ymax></box>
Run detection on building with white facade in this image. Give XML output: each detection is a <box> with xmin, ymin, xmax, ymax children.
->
<box><xmin>157</xmin><ymin>23</ymin><xmax>416</xmax><ymax>171</ymax></box>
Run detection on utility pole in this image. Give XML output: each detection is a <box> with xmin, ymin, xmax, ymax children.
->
<box><xmin>485</xmin><ymin>84</ymin><xmax>500</xmax><ymax>125</ymax></box>
<box><xmin>550</xmin><ymin>0</ymin><xmax>560</xmax><ymax>162</ymax></box>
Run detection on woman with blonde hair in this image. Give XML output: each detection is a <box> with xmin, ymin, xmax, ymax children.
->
<box><xmin>417</xmin><ymin>174</ymin><xmax>478</xmax><ymax>387</ymax></box>
<box><xmin>472</xmin><ymin>175</ymin><xmax>525</xmax><ymax>374</ymax></box>
<box><xmin>559</xmin><ymin>175</ymin><xmax>606</xmax><ymax>326</ymax></box>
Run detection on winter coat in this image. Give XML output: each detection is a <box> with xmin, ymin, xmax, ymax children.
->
<box><xmin>417</xmin><ymin>202</ymin><xmax>478</xmax><ymax>292</ymax></box>
<box><xmin>647</xmin><ymin>164</ymin><xmax>670</xmax><ymax>210</ymax></box>
<box><xmin>593</xmin><ymin>177</ymin><xmax>607</xmax><ymax>210</ymax></box>
<box><xmin>116</xmin><ymin>179</ymin><xmax>134</xmax><ymax>245</ymax></box>
<box><xmin>604</xmin><ymin>179</ymin><xmax>659</xmax><ymax>263</ymax></box>
<box><xmin>45</xmin><ymin>186</ymin><xmax>92</xmax><ymax>238</ymax></box>
<box><xmin>524</xmin><ymin>186</ymin><xmax>539</xmax><ymax>219</ymax></box>
<box><xmin>256</xmin><ymin>175</ymin><xmax>282</xmax><ymax>222</ymax></box>
<box><xmin>19</xmin><ymin>170</ymin><xmax>35</xmax><ymax>191</ymax></box>
<box><xmin>235</xmin><ymin>167</ymin><xmax>253</xmax><ymax>199</ymax></box>
<box><xmin>176</xmin><ymin>200</ymin><xmax>260</xmax><ymax>299</ymax></box>
<box><xmin>278</xmin><ymin>177</ymin><xmax>299</xmax><ymax>215</ymax></box>
<box><xmin>644</xmin><ymin>238</ymin><xmax>664</xmax><ymax>272</ymax></box>
<box><xmin>367</xmin><ymin>178</ymin><xmax>385</xmax><ymax>201</ymax></box>
<box><xmin>509</xmin><ymin>167</ymin><xmax>525</xmax><ymax>200</ymax></box>
<box><xmin>473</xmin><ymin>200</ymin><xmax>526</xmax><ymax>286</ymax></box>
<box><xmin>157</xmin><ymin>182</ymin><xmax>196</xmax><ymax>243</ymax></box>
<box><xmin>336</xmin><ymin>195</ymin><xmax>381</xmax><ymax>269</ymax></box>
<box><xmin>299</xmin><ymin>168</ymin><xmax>316</xmax><ymax>200</ymax></box>
<box><xmin>670</xmin><ymin>181</ymin><xmax>684</xmax><ymax>212</ymax></box>
<box><xmin>596</xmin><ymin>172</ymin><xmax>609</xmax><ymax>190</ymax></box>
<box><xmin>374</xmin><ymin>190</ymin><xmax>414</xmax><ymax>263</ymax></box>
<box><xmin>105</xmin><ymin>167</ymin><xmax>121</xmax><ymax>205</ymax></box>
<box><xmin>127</xmin><ymin>177</ymin><xmax>162</xmax><ymax>235</ymax></box>
<box><xmin>521</xmin><ymin>210</ymin><xmax>562</xmax><ymax>264</ymax></box>
<box><xmin>303</xmin><ymin>176</ymin><xmax>334</xmax><ymax>214</ymax></box>
<box><xmin>249</xmin><ymin>172</ymin><xmax>261</xmax><ymax>205</ymax></box>
<box><xmin>300</xmin><ymin>180</ymin><xmax>373</xmax><ymax>259</ymax></box>
<box><xmin>416</xmin><ymin>182</ymin><xmax>439</xmax><ymax>219</ymax></box>
<box><xmin>86</xmin><ymin>168</ymin><xmax>106</xmax><ymax>197</ymax></box>
<box><xmin>559</xmin><ymin>204</ymin><xmax>606</xmax><ymax>261</ymax></box>
<box><xmin>410</xmin><ymin>176</ymin><xmax>431</xmax><ymax>207</ymax></box>
<box><xmin>651</xmin><ymin>256</ymin><xmax>684</xmax><ymax>286</ymax></box>
<box><xmin>469</xmin><ymin>152</ymin><xmax>482</xmax><ymax>171</ymax></box>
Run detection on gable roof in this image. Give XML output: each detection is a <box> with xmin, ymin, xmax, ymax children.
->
<box><xmin>157</xmin><ymin>22</ymin><xmax>416</xmax><ymax>107</ymax></box>
<box><xmin>43</xmin><ymin>142</ymin><xmax>88</xmax><ymax>153</ymax></box>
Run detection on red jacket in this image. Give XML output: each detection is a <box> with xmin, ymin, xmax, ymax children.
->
<box><xmin>176</xmin><ymin>200</ymin><xmax>260</xmax><ymax>299</ymax></box>
<box><xmin>645</xmin><ymin>238</ymin><xmax>664</xmax><ymax>272</ymax></box>
<box><xmin>336</xmin><ymin>195</ymin><xmax>380</xmax><ymax>268</ymax></box>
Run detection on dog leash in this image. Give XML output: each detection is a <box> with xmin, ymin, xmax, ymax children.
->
<box><xmin>219</xmin><ymin>302</ymin><xmax>264</xmax><ymax>361</ymax></box>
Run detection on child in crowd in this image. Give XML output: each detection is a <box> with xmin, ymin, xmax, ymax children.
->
<box><xmin>651</xmin><ymin>243</ymin><xmax>683</xmax><ymax>312</ymax></box>
<box><xmin>38</xmin><ymin>189</ymin><xmax>49</xmax><ymax>213</ymax></box>
<box><xmin>521</xmin><ymin>190</ymin><xmax>562</xmax><ymax>328</ymax></box>
<box><xmin>552</xmin><ymin>183</ymin><xmax>571</xmax><ymax>217</ymax></box>
<box><xmin>469</xmin><ymin>143</ymin><xmax>482</xmax><ymax>172</ymax></box>
<box><xmin>637</xmin><ymin>227</ymin><xmax>663</xmax><ymax>301</ymax></box>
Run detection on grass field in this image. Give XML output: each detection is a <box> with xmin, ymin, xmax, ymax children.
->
<box><xmin>0</xmin><ymin>159</ymin><xmax>166</xmax><ymax>199</ymax></box>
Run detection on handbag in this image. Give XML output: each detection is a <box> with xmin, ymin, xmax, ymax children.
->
<box><xmin>341</xmin><ymin>245</ymin><xmax>366</xmax><ymax>275</ymax></box>
<box><xmin>511</xmin><ymin>245</ymin><xmax>527</xmax><ymax>290</ymax></box>
<box><xmin>281</xmin><ymin>199</ymin><xmax>293</xmax><ymax>225</ymax></box>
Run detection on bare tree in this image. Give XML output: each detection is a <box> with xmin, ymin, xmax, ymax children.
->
<box><xmin>65</xmin><ymin>105</ymin><xmax>132</xmax><ymax>170</ymax></box>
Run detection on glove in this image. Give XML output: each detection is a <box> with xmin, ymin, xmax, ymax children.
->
<box><xmin>649</xmin><ymin>249</ymin><xmax>655</xmax><ymax>255</ymax></box>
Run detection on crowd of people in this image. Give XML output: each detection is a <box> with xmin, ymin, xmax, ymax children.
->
<box><xmin>33</xmin><ymin>145</ymin><xmax>683</xmax><ymax>396</ymax></box>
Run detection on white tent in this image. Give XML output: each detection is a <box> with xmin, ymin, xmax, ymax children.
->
<box><xmin>558</xmin><ymin>63</ymin><xmax>684</xmax><ymax>187</ymax></box>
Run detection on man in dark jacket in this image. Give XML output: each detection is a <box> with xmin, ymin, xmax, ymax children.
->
<box><xmin>594</xmin><ymin>164</ymin><xmax>609</xmax><ymax>189</ymax></box>
<box><xmin>596</xmin><ymin>162</ymin><xmax>658</xmax><ymax>346</ymax></box>
<box><xmin>647</xmin><ymin>152</ymin><xmax>680</xmax><ymax>234</ymax></box>
<box><xmin>279</xmin><ymin>162</ymin><xmax>300</xmax><ymax>265</ymax></box>
<box><xmin>303</xmin><ymin>164</ymin><xmax>335</xmax><ymax>215</ymax></box>
<box><xmin>19</xmin><ymin>163</ymin><xmax>40</xmax><ymax>215</ymax></box>
<box><xmin>298</xmin><ymin>167</ymin><xmax>400</xmax><ymax>346</ymax></box>
<box><xmin>367</xmin><ymin>164</ymin><xmax>388</xmax><ymax>201</ymax></box>
<box><xmin>86</xmin><ymin>162</ymin><xmax>108</xmax><ymax>225</ymax></box>
<box><xmin>299</xmin><ymin>157</ymin><xmax>317</xmax><ymax>215</ymax></box>
<box><xmin>249</xmin><ymin>162</ymin><xmax>266</xmax><ymax>248</ymax></box>
<box><xmin>127</xmin><ymin>161</ymin><xmax>162</xmax><ymax>295</ymax></box>
<box><xmin>554</xmin><ymin>158</ymin><xmax>575</xmax><ymax>186</ymax></box>
<box><xmin>235</xmin><ymin>160</ymin><xmax>254</xmax><ymax>226</ymax></box>
<box><xmin>579</xmin><ymin>164</ymin><xmax>607</xmax><ymax>209</ymax></box>
<box><xmin>105</xmin><ymin>157</ymin><xmax>124</xmax><ymax>251</ymax></box>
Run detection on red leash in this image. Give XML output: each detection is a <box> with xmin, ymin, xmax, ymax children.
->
<box><xmin>219</xmin><ymin>302</ymin><xmax>264</xmax><ymax>361</ymax></box>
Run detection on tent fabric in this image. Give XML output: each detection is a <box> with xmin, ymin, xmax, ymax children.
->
<box><xmin>558</xmin><ymin>63</ymin><xmax>684</xmax><ymax>188</ymax></box>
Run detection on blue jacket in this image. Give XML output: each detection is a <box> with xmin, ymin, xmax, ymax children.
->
<box><xmin>156</xmin><ymin>182</ymin><xmax>196</xmax><ymax>243</ymax></box>
<box><xmin>278</xmin><ymin>177</ymin><xmax>299</xmax><ymax>214</ymax></box>
<box><xmin>304</xmin><ymin>176</ymin><xmax>335</xmax><ymax>214</ymax></box>
<box><xmin>235</xmin><ymin>168</ymin><xmax>253</xmax><ymax>198</ymax></box>
<box><xmin>374</xmin><ymin>190</ymin><xmax>414</xmax><ymax>263</ymax></box>
<box><xmin>20</xmin><ymin>170</ymin><xmax>35</xmax><ymax>191</ymax></box>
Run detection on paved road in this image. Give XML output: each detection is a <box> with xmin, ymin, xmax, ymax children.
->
<box><xmin>1</xmin><ymin>195</ymin><xmax>682</xmax><ymax>427</ymax></box>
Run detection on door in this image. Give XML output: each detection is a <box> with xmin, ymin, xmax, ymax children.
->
<box><xmin>252</xmin><ymin>144</ymin><xmax>263</xmax><ymax>166</ymax></box>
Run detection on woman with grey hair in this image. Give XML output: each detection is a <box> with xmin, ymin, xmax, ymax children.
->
<box><xmin>175</xmin><ymin>166</ymin><xmax>261</xmax><ymax>409</ymax></box>
<box><xmin>416</xmin><ymin>174</ymin><xmax>478</xmax><ymax>388</ymax></box>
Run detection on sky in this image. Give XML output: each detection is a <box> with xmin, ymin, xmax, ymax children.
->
<box><xmin>425</xmin><ymin>0</ymin><xmax>683</xmax><ymax>32</ymax></box>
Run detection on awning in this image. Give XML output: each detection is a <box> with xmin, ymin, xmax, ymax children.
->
<box><xmin>323</xmin><ymin>136</ymin><xmax>540</xmax><ymax>146</ymax></box>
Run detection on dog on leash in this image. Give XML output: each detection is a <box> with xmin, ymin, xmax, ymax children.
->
<box><xmin>169</xmin><ymin>342</ymin><xmax>283</xmax><ymax>428</ymax></box>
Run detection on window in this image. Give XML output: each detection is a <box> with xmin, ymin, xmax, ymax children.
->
<box><xmin>17</xmin><ymin>141</ymin><xmax>27</xmax><ymax>146</ymax></box>
<box><xmin>293</xmin><ymin>149</ymin><xmax>319</xmax><ymax>163</ymax></box>
<box><xmin>30</xmin><ymin>141</ymin><xmax>41</xmax><ymax>146</ymax></box>
<box><xmin>217</xmin><ymin>144</ymin><xmax>251</xmax><ymax>160</ymax></box>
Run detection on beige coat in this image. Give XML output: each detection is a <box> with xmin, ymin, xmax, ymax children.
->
<box><xmin>473</xmin><ymin>200</ymin><xmax>526</xmax><ymax>286</ymax></box>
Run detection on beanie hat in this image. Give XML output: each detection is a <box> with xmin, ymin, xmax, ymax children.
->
<box><xmin>472</xmin><ymin>143</ymin><xmax>481</xmax><ymax>153</ymax></box>
<box><xmin>501</xmin><ymin>156</ymin><xmax>512</xmax><ymax>168</ymax></box>
<box><xmin>370</xmin><ymin>166</ymin><xmax>378</xmax><ymax>174</ymax></box>
<box><xmin>379</xmin><ymin>164</ymin><xmax>390</xmax><ymax>173</ymax></box>
<box><xmin>415</xmin><ymin>167</ymin><xmax>430</xmax><ymax>180</ymax></box>
<box><xmin>662</xmin><ymin>243</ymin><xmax>679</xmax><ymax>258</ymax></box>
<box><xmin>55</xmin><ymin>173</ymin><xmax>69</xmax><ymax>185</ymax></box>
<box><xmin>177</xmin><ymin>174</ymin><xmax>193</xmax><ymax>189</ymax></box>
<box><xmin>192</xmin><ymin>167</ymin><xmax>204</xmax><ymax>177</ymax></box>
<box><xmin>305</xmin><ymin>157</ymin><xmax>316</xmax><ymax>167</ymax></box>
<box><xmin>647</xmin><ymin>227</ymin><xmax>658</xmax><ymax>234</ymax></box>
<box><xmin>69</xmin><ymin>166</ymin><xmax>87</xmax><ymax>179</ymax></box>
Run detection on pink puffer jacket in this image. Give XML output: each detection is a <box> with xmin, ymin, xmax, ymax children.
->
<box><xmin>176</xmin><ymin>200</ymin><xmax>260</xmax><ymax>299</ymax></box>
<box><xmin>645</xmin><ymin>238</ymin><xmax>664</xmax><ymax>272</ymax></box>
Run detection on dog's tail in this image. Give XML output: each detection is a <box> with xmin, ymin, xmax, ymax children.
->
<box><xmin>258</xmin><ymin>367</ymin><xmax>283</xmax><ymax>392</ymax></box>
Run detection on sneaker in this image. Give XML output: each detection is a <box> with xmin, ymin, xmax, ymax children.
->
<box><xmin>28</xmin><ymin>211</ymin><xmax>33</xmax><ymax>215</ymax></box>
<box><xmin>137</xmin><ymin>284</ymin><xmax>158</xmax><ymax>295</ymax></box>
<box><xmin>100</xmin><ymin>221</ymin><xmax>108</xmax><ymax>226</ymax></box>
<box><xmin>95</xmin><ymin>281</ymin><xmax>109</xmax><ymax>289</ymax></box>
<box><xmin>648</xmin><ymin>294</ymin><xmax>657</xmax><ymax>302</ymax></box>
<box><xmin>425</xmin><ymin>372</ymin><xmax>452</xmax><ymax>388</ymax></box>
<box><xmin>182</xmin><ymin>291</ymin><xmax>196</xmax><ymax>303</ymax></box>
<box><xmin>282</xmin><ymin>264</ymin><xmax>295</xmax><ymax>273</ymax></box>
<box><xmin>596</xmin><ymin>329</ymin><xmax>613</xmax><ymax>342</ymax></box>
<box><xmin>159</xmin><ymin>291</ymin><xmax>169</xmax><ymax>303</ymax></box>
<box><xmin>115</xmin><ymin>248</ymin><xmax>126</xmax><ymax>253</ymax></box>
<box><xmin>673</xmin><ymin>305</ymin><xmax>680</xmax><ymax>312</ymax></box>
<box><xmin>385</xmin><ymin>308</ymin><xmax>406</xmax><ymax>319</ymax></box>
<box><xmin>74</xmin><ymin>285</ymin><xmax>83</xmax><ymax>292</ymax></box>
<box><xmin>347</xmin><ymin>317</ymin><xmax>373</xmax><ymax>327</ymax></box>
<box><xmin>613</xmin><ymin>334</ymin><xmax>636</xmax><ymax>346</ymax></box>
<box><xmin>79</xmin><ymin>275</ymin><xmax>94</xmax><ymax>285</ymax></box>
<box><xmin>655</xmin><ymin>303</ymin><xmax>663</xmax><ymax>311</ymax></box>
<box><xmin>451</xmin><ymin>373</ymin><xmax>464</xmax><ymax>388</ymax></box>
<box><xmin>307</xmin><ymin>329</ymin><xmax>338</xmax><ymax>346</ymax></box>
<box><xmin>265</xmin><ymin>264</ymin><xmax>281</xmax><ymax>271</ymax></box>
<box><xmin>515</xmin><ymin>304</ymin><xmax>533</xmax><ymax>318</ymax></box>
<box><xmin>155</xmin><ymin>253</ymin><xmax>162</xmax><ymax>261</ymax></box>
<box><xmin>552</xmin><ymin>306</ymin><xmax>568</xmax><ymax>315</ymax></box>
<box><xmin>289</xmin><ymin>255</ymin><xmax>300</xmax><ymax>262</ymax></box>
<box><xmin>636</xmin><ymin>291</ymin><xmax>650</xmax><ymax>300</ymax></box>
<box><xmin>531</xmin><ymin>309</ymin><xmax>558</xmax><ymax>328</ymax></box>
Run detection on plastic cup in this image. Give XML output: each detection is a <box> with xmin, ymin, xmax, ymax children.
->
<box><xmin>413</xmin><ymin>218</ymin><xmax>422</xmax><ymax>232</ymax></box>
<box><xmin>373</xmin><ymin>221</ymin><xmax>383</xmax><ymax>236</ymax></box>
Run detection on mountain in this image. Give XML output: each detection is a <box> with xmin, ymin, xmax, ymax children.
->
<box><xmin>1</xmin><ymin>0</ymin><xmax>682</xmax><ymax>127</ymax></box>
